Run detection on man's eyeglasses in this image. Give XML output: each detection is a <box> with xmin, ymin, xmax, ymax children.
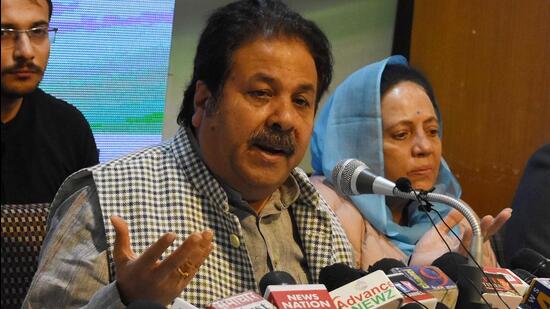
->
<box><xmin>1</xmin><ymin>26</ymin><xmax>58</xmax><ymax>49</ymax></box>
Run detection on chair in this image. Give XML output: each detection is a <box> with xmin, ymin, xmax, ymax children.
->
<box><xmin>1</xmin><ymin>203</ymin><xmax>50</xmax><ymax>309</ymax></box>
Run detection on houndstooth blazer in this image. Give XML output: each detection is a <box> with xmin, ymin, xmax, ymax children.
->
<box><xmin>90</xmin><ymin>127</ymin><xmax>354</xmax><ymax>307</ymax></box>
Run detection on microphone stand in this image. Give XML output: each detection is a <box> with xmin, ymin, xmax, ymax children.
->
<box><xmin>392</xmin><ymin>188</ymin><xmax>489</xmax><ymax>309</ymax></box>
<box><xmin>392</xmin><ymin>189</ymin><xmax>483</xmax><ymax>264</ymax></box>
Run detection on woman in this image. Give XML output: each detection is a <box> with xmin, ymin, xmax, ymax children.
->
<box><xmin>310</xmin><ymin>55</ymin><xmax>511</xmax><ymax>268</ymax></box>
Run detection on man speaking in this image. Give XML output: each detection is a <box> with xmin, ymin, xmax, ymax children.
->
<box><xmin>23</xmin><ymin>0</ymin><xmax>354</xmax><ymax>307</ymax></box>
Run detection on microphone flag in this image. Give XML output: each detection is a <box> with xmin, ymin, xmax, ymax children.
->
<box><xmin>329</xmin><ymin>270</ymin><xmax>403</xmax><ymax>309</ymax></box>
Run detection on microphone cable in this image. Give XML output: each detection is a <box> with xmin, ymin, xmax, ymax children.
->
<box><xmin>430</xmin><ymin>207</ymin><xmax>510</xmax><ymax>309</ymax></box>
<box><xmin>403</xmin><ymin>183</ymin><xmax>496</xmax><ymax>308</ymax></box>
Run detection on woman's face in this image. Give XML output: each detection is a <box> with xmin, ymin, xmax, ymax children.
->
<box><xmin>381</xmin><ymin>81</ymin><xmax>441</xmax><ymax>190</ymax></box>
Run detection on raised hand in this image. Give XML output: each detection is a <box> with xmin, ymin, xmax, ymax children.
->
<box><xmin>410</xmin><ymin>207</ymin><xmax>512</xmax><ymax>266</ymax></box>
<box><xmin>479</xmin><ymin>208</ymin><xmax>512</xmax><ymax>242</ymax></box>
<box><xmin>110</xmin><ymin>216</ymin><xmax>213</xmax><ymax>305</ymax></box>
<box><xmin>409</xmin><ymin>209</ymin><xmax>469</xmax><ymax>266</ymax></box>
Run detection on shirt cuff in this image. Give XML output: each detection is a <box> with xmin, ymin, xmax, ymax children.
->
<box><xmin>87</xmin><ymin>281</ymin><xmax>126</xmax><ymax>309</ymax></box>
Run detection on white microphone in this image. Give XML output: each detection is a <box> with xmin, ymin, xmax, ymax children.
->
<box><xmin>331</xmin><ymin>159</ymin><xmax>483</xmax><ymax>264</ymax></box>
<box><xmin>331</xmin><ymin>159</ymin><xmax>396</xmax><ymax>196</ymax></box>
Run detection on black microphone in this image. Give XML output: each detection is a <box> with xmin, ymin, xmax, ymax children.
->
<box><xmin>512</xmin><ymin>268</ymin><xmax>536</xmax><ymax>285</ymax></box>
<box><xmin>510</xmin><ymin>248</ymin><xmax>550</xmax><ymax>278</ymax></box>
<box><xmin>430</xmin><ymin>253</ymin><xmax>490</xmax><ymax>309</ymax></box>
<box><xmin>318</xmin><ymin>263</ymin><xmax>367</xmax><ymax>291</ymax></box>
<box><xmin>401</xmin><ymin>304</ymin><xmax>424</xmax><ymax>308</ymax></box>
<box><xmin>368</xmin><ymin>258</ymin><xmax>406</xmax><ymax>274</ymax></box>
<box><xmin>431</xmin><ymin>252</ymin><xmax>469</xmax><ymax>282</ymax></box>
<box><xmin>259</xmin><ymin>271</ymin><xmax>296</xmax><ymax>296</ymax></box>
<box><xmin>331</xmin><ymin>159</ymin><xmax>397</xmax><ymax>196</ymax></box>
<box><xmin>395</xmin><ymin>177</ymin><xmax>413</xmax><ymax>193</ymax></box>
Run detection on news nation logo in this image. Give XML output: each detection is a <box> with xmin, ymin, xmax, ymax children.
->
<box><xmin>265</xmin><ymin>284</ymin><xmax>336</xmax><ymax>309</ymax></box>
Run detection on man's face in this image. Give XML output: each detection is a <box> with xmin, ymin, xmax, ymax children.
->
<box><xmin>193</xmin><ymin>37</ymin><xmax>318</xmax><ymax>202</ymax></box>
<box><xmin>382</xmin><ymin>81</ymin><xmax>442</xmax><ymax>190</ymax></box>
<box><xmin>1</xmin><ymin>0</ymin><xmax>50</xmax><ymax>98</ymax></box>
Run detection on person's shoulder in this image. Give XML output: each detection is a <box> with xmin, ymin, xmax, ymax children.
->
<box><xmin>32</xmin><ymin>88</ymin><xmax>89</xmax><ymax>123</ymax></box>
<box><xmin>529</xmin><ymin>143</ymin><xmax>550</xmax><ymax>167</ymax></box>
<box><xmin>90</xmin><ymin>140</ymin><xmax>173</xmax><ymax>174</ymax></box>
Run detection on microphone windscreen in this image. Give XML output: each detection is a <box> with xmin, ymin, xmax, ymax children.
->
<box><xmin>401</xmin><ymin>303</ymin><xmax>424</xmax><ymax>308</ymax></box>
<box><xmin>331</xmin><ymin>159</ymin><xmax>366</xmax><ymax>195</ymax></box>
<box><xmin>259</xmin><ymin>271</ymin><xmax>296</xmax><ymax>296</ymax></box>
<box><xmin>512</xmin><ymin>268</ymin><xmax>536</xmax><ymax>284</ymax></box>
<box><xmin>431</xmin><ymin>252</ymin><xmax>468</xmax><ymax>282</ymax></box>
<box><xmin>395</xmin><ymin>177</ymin><xmax>413</xmax><ymax>192</ymax></box>
<box><xmin>510</xmin><ymin>248</ymin><xmax>550</xmax><ymax>278</ymax></box>
<box><xmin>318</xmin><ymin>263</ymin><xmax>367</xmax><ymax>291</ymax></box>
<box><xmin>368</xmin><ymin>258</ymin><xmax>406</xmax><ymax>274</ymax></box>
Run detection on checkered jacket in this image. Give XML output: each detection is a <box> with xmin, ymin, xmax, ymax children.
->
<box><xmin>90</xmin><ymin>127</ymin><xmax>353</xmax><ymax>307</ymax></box>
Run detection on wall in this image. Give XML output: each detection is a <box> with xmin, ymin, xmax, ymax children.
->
<box><xmin>409</xmin><ymin>0</ymin><xmax>550</xmax><ymax>215</ymax></box>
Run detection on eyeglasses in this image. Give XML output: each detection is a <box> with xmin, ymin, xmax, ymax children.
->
<box><xmin>1</xmin><ymin>26</ymin><xmax>58</xmax><ymax>49</ymax></box>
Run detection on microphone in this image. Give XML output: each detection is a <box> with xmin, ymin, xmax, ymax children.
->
<box><xmin>207</xmin><ymin>290</ymin><xmax>275</xmax><ymax>309</ymax></box>
<box><xmin>391</xmin><ymin>265</ymin><xmax>459</xmax><ymax>309</ymax></box>
<box><xmin>331</xmin><ymin>159</ymin><xmax>396</xmax><ymax>196</ymax></box>
<box><xmin>368</xmin><ymin>258</ymin><xmax>407</xmax><ymax>274</ymax></box>
<box><xmin>261</xmin><ymin>272</ymin><xmax>336</xmax><ymax>309</ymax></box>
<box><xmin>320</xmin><ymin>261</ymin><xmax>438</xmax><ymax>309</ymax></box>
<box><xmin>431</xmin><ymin>252</ymin><xmax>468</xmax><ymax>282</ymax></box>
<box><xmin>319</xmin><ymin>263</ymin><xmax>368</xmax><ymax>291</ymax></box>
<box><xmin>520</xmin><ymin>278</ymin><xmax>550</xmax><ymax>309</ymax></box>
<box><xmin>432</xmin><ymin>253</ymin><xmax>528</xmax><ymax>309</ymax></box>
<box><xmin>326</xmin><ymin>270</ymin><xmax>403</xmax><ymax>308</ymax></box>
<box><xmin>510</xmin><ymin>248</ymin><xmax>550</xmax><ymax>278</ymax></box>
<box><xmin>484</xmin><ymin>267</ymin><xmax>531</xmax><ymax>296</ymax></box>
<box><xmin>259</xmin><ymin>271</ymin><xmax>297</xmax><ymax>296</ymax></box>
<box><xmin>366</xmin><ymin>258</ymin><xmax>440</xmax><ymax>308</ymax></box>
<box><xmin>429</xmin><ymin>253</ymin><xmax>487</xmax><ymax>309</ymax></box>
<box><xmin>388</xmin><ymin>272</ymin><xmax>439</xmax><ymax>308</ymax></box>
<box><xmin>479</xmin><ymin>272</ymin><xmax>523</xmax><ymax>309</ymax></box>
<box><xmin>513</xmin><ymin>269</ymin><xmax>536</xmax><ymax>285</ymax></box>
<box><xmin>395</xmin><ymin>177</ymin><xmax>413</xmax><ymax>193</ymax></box>
<box><xmin>332</xmin><ymin>159</ymin><xmax>483</xmax><ymax>264</ymax></box>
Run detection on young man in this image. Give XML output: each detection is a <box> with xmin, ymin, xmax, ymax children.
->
<box><xmin>23</xmin><ymin>1</ymin><xmax>353</xmax><ymax>308</ymax></box>
<box><xmin>1</xmin><ymin>0</ymin><xmax>98</xmax><ymax>205</ymax></box>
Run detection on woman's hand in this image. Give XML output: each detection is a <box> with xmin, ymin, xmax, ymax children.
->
<box><xmin>409</xmin><ymin>209</ymin><xmax>467</xmax><ymax>266</ymax></box>
<box><xmin>409</xmin><ymin>208</ymin><xmax>512</xmax><ymax>266</ymax></box>
<box><xmin>479</xmin><ymin>208</ymin><xmax>512</xmax><ymax>242</ymax></box>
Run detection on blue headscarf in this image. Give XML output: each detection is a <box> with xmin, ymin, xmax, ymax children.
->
<box><xmin>310</xmin><ymin>55</ymin><xmax>462</xmax><ymax>256</ymax></box>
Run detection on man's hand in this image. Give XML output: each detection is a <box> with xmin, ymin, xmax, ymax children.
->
<box><xmin>110</xmin><ymin>215</ymin><xmax>213</xmax><ymax>305</ymax></box>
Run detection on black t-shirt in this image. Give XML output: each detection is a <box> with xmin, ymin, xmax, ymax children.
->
<box><xmin>1</xmin><ymin>88</ymin><xmax>99</xmax><ymax>204</ymax></box>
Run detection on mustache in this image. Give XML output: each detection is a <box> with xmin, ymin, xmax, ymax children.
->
<box><xmin>2</xmin><ymin>63</ymin><xmax>43</xmax><ymax>74</ymax></box>
<box><xmin>249</xmin><ymin>126</ymin><xmax>296</xmax><ymax>156</ymax></box>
